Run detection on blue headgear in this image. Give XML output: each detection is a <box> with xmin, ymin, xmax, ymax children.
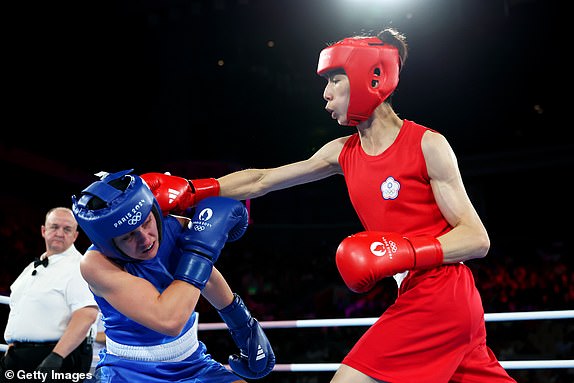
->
<box><xmin>72</xmin><ymin>169</ymin><xmax>163</xmax><ymax>262</ymax></box>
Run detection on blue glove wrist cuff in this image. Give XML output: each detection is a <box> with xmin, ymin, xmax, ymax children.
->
<box><xmin>174</xmin><ymin>252</ymin><xmax>213</xmax><ymax>290</ymax></box>
<box><xmin>218</xmin><ymin>293</ymin><xmax>251</xmax><ymax>330</ymax></box>
<box><xmin>180</xmin><ymin>243</ymin><xmax>218</xmax><ymax>261</ymax></box>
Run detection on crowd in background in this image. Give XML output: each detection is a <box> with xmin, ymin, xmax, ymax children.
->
<box><xmin>0</xmin><ymin>203</ymin><xmax>572</xmax><ymax>383</ymax></box>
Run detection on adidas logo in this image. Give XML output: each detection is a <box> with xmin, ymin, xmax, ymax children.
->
<box><xmin>256</xmin><ymin>344</ymin><xmax>266</xmax><ymax>361</ymax></box>
<box><xmin>168</xmin><ymin>188</ymin><xmax>181</xmax><ymax>204</ymax></box>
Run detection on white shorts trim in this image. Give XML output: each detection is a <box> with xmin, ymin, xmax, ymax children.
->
<box><xmin>106</xmin><ymin>319</ymin><xmax>199</xmax><ymax>362</ymax></box>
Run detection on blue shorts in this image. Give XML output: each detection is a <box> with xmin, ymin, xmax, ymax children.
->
<box><xmin>94</xmin><ymin>341</ymin><xmax>241</xmax><ymax>383</ymax></box>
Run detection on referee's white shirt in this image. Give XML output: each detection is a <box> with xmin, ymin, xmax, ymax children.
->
<box><xmin>4</xmin><ymin>244</ymin><xmax>98</xmax><ymax>343</ymax></box>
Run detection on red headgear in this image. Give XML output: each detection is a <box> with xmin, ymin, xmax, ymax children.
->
<box><xmin>317</xmin><ymin>37</ymin><xmax>400</xmax><ymax>126</ymax></box>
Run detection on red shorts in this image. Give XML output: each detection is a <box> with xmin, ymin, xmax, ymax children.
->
<box><xmin>342</xmin><ymin>263</ymin><xmax>516</xmax><ymax>383</ymax></box>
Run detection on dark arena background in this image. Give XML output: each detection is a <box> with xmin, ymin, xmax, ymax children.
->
<box><xmin>1</xmin><ymin>0</ymin><xmax>572</xmax><ymax>382</ymax></box>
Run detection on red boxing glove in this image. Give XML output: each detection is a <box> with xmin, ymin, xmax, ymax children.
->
<box><xmin>335</xmin><ymin>231</ymin><xmax>443</xmax><ymax>293</ymax></box>
<box><xmin>141</xmin><ymin>172</ymin><xmax>220</xmax><ymax>215</ymax></box>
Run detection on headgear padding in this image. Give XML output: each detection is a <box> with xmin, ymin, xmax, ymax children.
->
<box><xmin>72</xmin><ymin>169</ymin><xmax>162</xmax><ymax>262</ymax></box>
<box><xmin>317</xmin><ymin>36</ymin><xmax>400</xmax><ymax>126</ymax></box>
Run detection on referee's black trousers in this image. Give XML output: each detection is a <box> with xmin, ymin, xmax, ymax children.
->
<box><xmin>0</xmin><ymin>338</ymin><xmax>92</xmax><ymax>383</ymax></box>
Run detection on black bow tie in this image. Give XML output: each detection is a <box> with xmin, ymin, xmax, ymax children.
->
<box><xmin>34</xmin><ymin>257</ymin><xmax>49</xmax><ymax>268</ymax></box>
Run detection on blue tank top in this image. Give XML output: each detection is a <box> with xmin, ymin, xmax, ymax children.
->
<box><xmin>92</xmin><ymin>215</ymin><xmax>197</xmax><ymax>346</ymax></box>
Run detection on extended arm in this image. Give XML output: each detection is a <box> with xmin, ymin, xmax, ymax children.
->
<box><xmin>218</xmin><ymin>137</ymin><xmax>346</xmax><ymax>199</ymax></box>
<box><xmin>142</xmin><ymin>137</ymin><xmax>348</xmax><ymax>215</ymax></box>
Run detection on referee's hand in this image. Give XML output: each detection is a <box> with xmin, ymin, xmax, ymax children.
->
<box><xmin>35</xmin><ymin>351</ymin><xmax>64</xmax><ymax>377</ymax></box>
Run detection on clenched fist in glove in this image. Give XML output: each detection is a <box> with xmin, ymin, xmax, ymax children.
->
<box><xmin>336</xmin><ymin>231</ymin><xmax>443</xmax><ymax>293</ymax></box>
<box><xmin>141</xmin><ymin>172</ymin><xmax>220</xmax><ymax>215</ymax></box>
<box><xmin>174</xmin><ymin>197</ymin><xmax>248</xmax><ymax>290</ymax></box>
<box><xmin>218</xmin><ymin>294</ymin><xmax>275</xmax><ymax>379</ymax></box>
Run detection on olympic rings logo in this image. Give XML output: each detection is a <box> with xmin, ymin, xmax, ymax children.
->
<box><xmin>128</xmin><ymin>212</ymin><xmax>143</xmax><ymax>226</ymax></box>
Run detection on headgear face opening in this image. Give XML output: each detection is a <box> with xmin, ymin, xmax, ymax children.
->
<box><xmin>72</xmin><ymin>169</ymin><xmax>163</xmax><ymax>263</ymax></box>
<box><xmin>317</xmin><ymin>36</ymin><xmax>400</xmax><ymax>126</ymax></box>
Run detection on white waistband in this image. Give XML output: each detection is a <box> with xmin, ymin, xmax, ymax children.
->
<box><xmin>106</xmin><ymin>319</ymin><xmax>199</xmax><ymax>362</ymax></box>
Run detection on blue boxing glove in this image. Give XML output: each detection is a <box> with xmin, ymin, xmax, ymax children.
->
<box><xmin>174</xmin><ymin>197</ymin><xmax>248</xmax><ymax>290</ymax></box>
<box><xmin>218</xmin><ymin>294</ymin><xmax>275</xmax><ymax>379</ymax></box>
<box><xmin>181</xmin><ymin>196</ymin><xmax>248</xmax><ymax>262</ymax></box>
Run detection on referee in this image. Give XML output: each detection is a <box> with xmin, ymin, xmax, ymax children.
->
<box><xmin>1</xmin><ymin>207</ymin><xmax>99</xmax><ymax>382</ymax></box>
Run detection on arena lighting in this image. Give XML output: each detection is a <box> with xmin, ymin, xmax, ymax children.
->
<box><xmin>329</xmin><ymin>0</ymin><xmax>424</xmax><ymax>32</ymax></box>
<box><xmin>341</xmin><ymin>0</ymin><xmax>418</xmax><ymax>8</ymax></box>
<box><xmin>343</xmin><ymin>0</ymin><xmax>400</xmax><ymax>4</ymax></box>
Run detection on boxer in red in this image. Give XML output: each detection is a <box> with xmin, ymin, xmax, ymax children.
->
<box><xmin>142</xmin><ymin>28</ymin><xmax>517</xmax><ymax>383</ymax></box>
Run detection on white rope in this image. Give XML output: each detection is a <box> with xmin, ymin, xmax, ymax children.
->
<box><xmin>198</xmin><ymin>310</ymin><xmax>574</xmax><ymax>331</ymax></box>
<box><xmin>485</xmin><ymin>310</ymin><xmax>574</xmax><ymax>322</ymax></box>
<box><xmin>0</xmin><ymin>350</ymin><xmax>566</xmax><ymax>371</ymax></box>
<box><xmin>501</xmin><ymin>360</ymin><xmax>574</xmax><ymax>369</ymax></box>
<box><xmin>1</xmin><ymin>295</ymin><xmax>572</xmax><ymax>370</ymax></box>
<box><xmin>266</xmin><ymin>360</ymin><xmax>574</xmax><ymax>371</ymax></box>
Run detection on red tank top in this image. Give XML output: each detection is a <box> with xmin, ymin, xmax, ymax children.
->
<box><xmin>339</xmin><ymin>119</ymin><xmax>451</xmax><ymax>237</ymax></box>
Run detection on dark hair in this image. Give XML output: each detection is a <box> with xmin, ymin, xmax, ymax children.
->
<box><xmin>377</xmin><ymin>28</ymin><xmax>408</xmax><ymax>71</ymax></box>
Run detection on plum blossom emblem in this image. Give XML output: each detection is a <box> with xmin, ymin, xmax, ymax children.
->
<box><xmin>381</xmin><ymin>176</ymin><xmax>400</xmax><ymax>200</ymax></box>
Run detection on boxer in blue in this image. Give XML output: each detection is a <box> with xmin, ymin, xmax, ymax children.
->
<box><xmin>72</xmin><ymin>169</ymin><xmax>274</xmax><ymax>383</ymax></box>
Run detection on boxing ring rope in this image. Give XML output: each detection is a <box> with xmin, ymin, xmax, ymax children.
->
<box><xmin>267</xmin><ymin>361</ymin><xmax>574</xmax><ymax>371</ymax></box>
<box><xmin>199</xmin><ymin>310</ymin><xmax>574</xmax><ymax>371</ymax></box>
<box><xmin>1</xmin><ymin>296</ymin><xmax>572</xmax><ymax>370</ymax></box>
<box><xmin>198</xmin><ymin>310</ymin><xmax>574</xmax><ymax>330</ymax></box>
